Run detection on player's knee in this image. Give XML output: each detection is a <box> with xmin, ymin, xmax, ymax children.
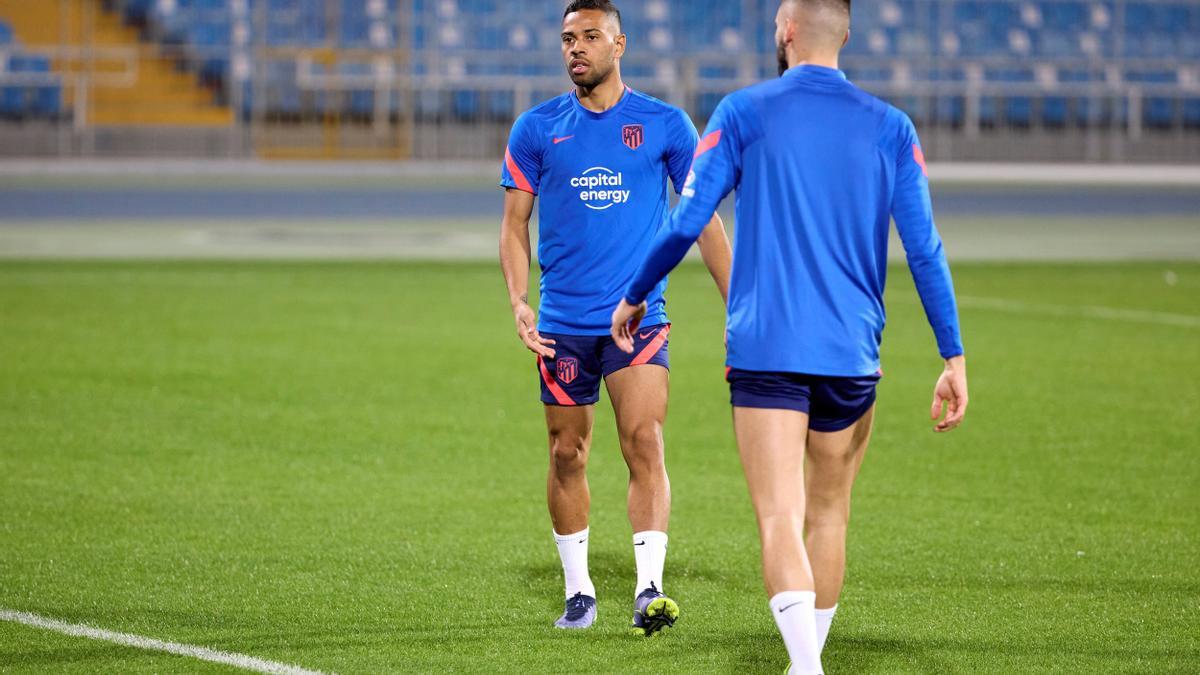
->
<box><xmin>805</xmin><ymin>503</ymin><xmax>850</xmax><ymax>531</ymax></box>
<box><xmin>549</xmin><ymin>433</ymin><xmax>589</xmax><ymax>475</ymax></box>
<box><xmin>621</xmin><ymin>425</ymin><xmax>665</xmax><ymax>473</ymax></box>
<box><xmin>756</xmin><ymin>509</ymin><xmax>805</xmax><ymax>537</ymax></box>
<box><xmin>621</xmin><ymin>424</ymin><xmax>663</xmax><ymax>455</ymax></box>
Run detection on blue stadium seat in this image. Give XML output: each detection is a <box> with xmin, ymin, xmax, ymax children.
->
<box><xmin>122</xmin><ymin>0</ymin><xmax>156</xmax><ymax>23</ymax></box>
<box><xmin>0</xmin><ymin>63</ymin><xmax>22</xmax><ymax>118</ymax></box>
<box><xmin>452</xmin><ymin>90</ymin><xmax>479</xmax><ymax>120</ymax></box>
<box><xmin>3</xmin><ymin>54</ymin><xmax>60</xmax><ymax>120</ymax></box>
<box><xmin>1126</xmin><ymin>69</ymin><xmax>1179</xmax><ymax>128</ymax></box>
<box><xmin>111</xmin><ymin>0</ymin><xmax>1200</xmax><ymax>128</ymax></box>
<box><xmin>264</xmin><ymin>59</ymin><xmax>302</xmax><ymax>116</ymax></box>
<box><xmin>1184</xmin><ymin>98</ymin><xmax>1200</xmax><ymax>128</ymax></box>
<box><xmin>0</xmin><ymin>20</ymin><xmax>13</xmax><ymax>45</ymax></box>
<box><xmin>982</xmin><ymin>67</ymin><xmax>1035</xmax><ymax>127</ymax></box>
<box><xmin>338</xmin><ymin>62</ymin><xmax>375</xmax><ymax>117</ymax></box>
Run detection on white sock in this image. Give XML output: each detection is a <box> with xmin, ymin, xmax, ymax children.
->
<box><xmin>553</xmin><ymin>528</ymin><xmax>596</xmax><ymax>599</ymax></box>
<box><xmin>815</xmin><ymin>605</ymin><xmax>838</xmax><ymax>653</ymax></box>
<box><xmin>769</xmin><ymin>591</ymin><xmax>824</xmax><ymax>675</ymax></box>
<box><xmin>632</xmin><ymin>530</ymin><xmax>668</xmax><ymax>596</ymax></box>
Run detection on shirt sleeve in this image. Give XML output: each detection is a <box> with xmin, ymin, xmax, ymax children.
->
<box><xmin>664</xmin><ymin>107</ymin><xmax>701</xmax><ymax>195</ymax></box>
<box><xmin>500</xmin><ymin>112</ymin><xmax>541</xmax><ymax>196</ymax></box>
<box><xmin>891</xmin><ymin>111</ymin><xmax>964</xmax><ymax>359</ymax></box>
<box><xmin>625</xmin><ymin>94</ymin><xmax>748</xmax><ymax>305</ymax></box>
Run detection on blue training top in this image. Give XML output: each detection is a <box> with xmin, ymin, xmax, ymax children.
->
<box><xmin>502</xmin><ymin>87</ymin><xmax>698</xmax><ymax>336</ymax></box>
<box><xmin>626</xmin><ymin>65</ymin><xmax>964</xmax><ymax>376</ymax></box>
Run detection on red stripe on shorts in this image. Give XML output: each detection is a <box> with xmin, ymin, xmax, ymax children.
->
<box><xmin>538</xmin><ymin>356</ymin><xmax>576</xmax><ymax>406</ymax></box>
<box><xmin>631</xmin><ymin>325</ymin><xmax>672</xmax><ymax>366</ymax></box>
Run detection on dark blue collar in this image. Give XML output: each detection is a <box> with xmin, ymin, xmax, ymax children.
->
<box><xmin>782</xmin><ymin>64</ymin><xmax>848</xmax><ymax>82</ymax></box>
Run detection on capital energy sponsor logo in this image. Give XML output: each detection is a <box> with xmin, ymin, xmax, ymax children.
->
<box><xmin>570</xmin><ymin>167</ymin><xmax>631</xmax><ymax>210</ymax></box>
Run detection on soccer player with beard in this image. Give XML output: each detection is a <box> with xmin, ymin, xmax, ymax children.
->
<box><xmin>612</xmin><ymin>0</ymin><xmax>969</xmax><ymax>671</ymax></box>
<box><xmin>499</xmin><ymin>0</ymin><xmax>732</xmax><ymax>634</ymax></box>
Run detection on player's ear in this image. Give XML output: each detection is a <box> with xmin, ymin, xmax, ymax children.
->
<box><xmin>841</xmin><ymin>29</ymin><xmax>850</xmax><ymax>49</ymax></box>
<box><xmin>614</xmin><ymin>32</ymin><xmax>626</xmax><ymax>58</ymax></box>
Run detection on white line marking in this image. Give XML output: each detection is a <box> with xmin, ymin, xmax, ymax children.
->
<box><xmin>954</xmin><ymin>295</ymin><xmax>1200</xmax><ymax>329</ymax></box>
<box><xmin>0</xmin><ymin>609</ymin><xmax>328</xmax><ymax>675</ymax></box>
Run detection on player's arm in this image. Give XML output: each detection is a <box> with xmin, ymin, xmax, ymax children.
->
<box><xmin>662</xmin><ymin>108</ymin><xmax>733</xmax><ymax>305</ymax></box>
<box><xmin>500</xmin><ymin>188</ymin><xmax>555</xmax><ymax>359</ymax></box>
<box><xmin>613</xmin><ymin>101</ymin><xmax>745</xmax><ymax>351</ymax></box>
<box><xmin>696</xmin><ymin>213</ymin><xmax>732</xmax><ymax>305</ymax></box>
<box><xmin>499</xmin><ymin>115</ymin><xmax>554</xmax><ymax>358</ymax></box>
<box><xmin>891</xmin><ymin>113</ymin><xmax>967</xmax><ymax>432</ymax></box>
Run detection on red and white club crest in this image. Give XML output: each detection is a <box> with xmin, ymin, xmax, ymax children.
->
<box><xmin>557</xmin><ymin>357</ymin><xmax>580</xmax><ymax>385</ymax></box>
<box><xmin>622</xmin><ymin>124</ymin><xmax>644</xmax><ymax>150</ymax></box>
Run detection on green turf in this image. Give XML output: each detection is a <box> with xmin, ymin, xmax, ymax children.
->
<box><xmin>0</xmin><ymin>260</ymin><xmax>1197</xmax><ymax>674</ymax></box>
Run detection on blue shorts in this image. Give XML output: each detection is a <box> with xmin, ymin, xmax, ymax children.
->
<box><xmin>537</xmin><ymin>324</ymin><xmax>671</xmax><ymax>406</ymax></box>
<box><xmin>727</xmin><ymin>368</ymin><xmax>881</xmax><ymax>432</ymax></box>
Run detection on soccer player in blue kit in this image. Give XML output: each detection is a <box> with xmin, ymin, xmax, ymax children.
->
<box><xmin>612</xmin><ymin>1</ymin><xmax>969</xmax><ymax>671</ymax></box>
<box><xmin>498</xmin><ymin>0</ymin><xmax>732</xmax><ymax>634</ymax></box>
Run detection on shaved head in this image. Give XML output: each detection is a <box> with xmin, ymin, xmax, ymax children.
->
<box><xmin>776</xmin><ymin>0</ymin><xmax>851</xmax><ymax>75</ymax></box>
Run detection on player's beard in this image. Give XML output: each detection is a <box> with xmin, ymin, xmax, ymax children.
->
<box><xmin>570</xmin><ymin>59</ymin><xmax>615</xmax><ymax>90</ymax></box>
<box><xmin>776</xmin><ymin>41</ymin><xmax>789</xmax><ymax>77</ymax></box>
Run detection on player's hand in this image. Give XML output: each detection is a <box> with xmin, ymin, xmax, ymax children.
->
<box><xmin>931</xmin><ymin>355</ymin><xmax>968</xmax><ymax>433</ymax></box>
<box><xmin>610</xmin><ymin>299</ymin><xmax>648</xmax><ymax>354</ymax></box>
<box><xmin>513</xmin><ymin>302</ymin><xmax>556</xmax><ymax>358</ymax></box>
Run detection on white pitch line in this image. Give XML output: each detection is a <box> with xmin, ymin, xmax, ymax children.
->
<box><xmin>0</xmin><ymin>609</ymin><xmax>328</xmax><ymax>675</ymax></box>
<box><xmin>954</xmin><ymin>295</ymin><xmax>1200</xmax><ymax>329</ymax></box>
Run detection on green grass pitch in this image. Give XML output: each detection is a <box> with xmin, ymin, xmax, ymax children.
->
<box><xmin>0</xmin><ymin>260</ymin><xmax>1197</xmax><ymax>673</ymax></box>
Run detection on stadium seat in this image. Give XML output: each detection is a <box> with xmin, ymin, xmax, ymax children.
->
<box><xmin>338</xmin><ymin>62</ymin><xmax>375</xmax><ymax>117</ymax></box>
<box><xmin>106</xmin><ymin>0</ymin><xmax>1200</xmax><ymax>128</ymax></box>
<box><xmin>1126</xmin><ymin>69</ymin><xmax>1179</xmax><ymax>128</ymax></box>
<box><xmin>122</xmin><ymin>0</ymin><xmax>157</xmax><ymax>24</ymax></box>
<box><xmin>0</xmin><ymin>84</ymin><xmax>22</xmax><ymax>120</ymax></box>
<box><xmin>0</xmin><ymin>20</ymin><xmax>13</xmax><ymax>46</ymax></box>
<box><xmin>1184</xmin><ymin>98</ymin><xmax>1200</xmax><ymax>128</ymax></box>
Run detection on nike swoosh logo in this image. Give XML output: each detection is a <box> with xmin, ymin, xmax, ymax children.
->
<box><xmin>639</xmin><ymin>332</ymin><xmax>655</xmax><ymax>340</ymax></box>
<box><xmin>634</xmin><ymin>541</ymin><xmax>646</xmax><ymax>546</ymax></box>
<box><xmin>553</xmin><ymin>135</ymin><xmax>575</xmax><ymax>144</ymax></box>
<box><xmin>777</xmin><ymin>602</ymin><xmax>806</xmax><ymax>613</ymax></box>
<box><xmin>579</xmin><ymin>538</ymin><xmax>588</xmax><ymax>544</ymax></box>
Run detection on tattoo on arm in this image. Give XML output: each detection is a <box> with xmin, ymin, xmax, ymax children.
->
<box><xmin>520</xmin><ymin>294</ymin><xmax>528</xmax><ymax>305</ymax></box>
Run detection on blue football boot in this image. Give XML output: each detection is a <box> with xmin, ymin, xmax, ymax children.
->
<box><xmin>554</xmin><ymin>592</ymin><xmax>597</xmax><ymax>629</ymax></box>
<box><xmin>631</xmin><ymin>583</ymin><xmax>679</xmax><ymax>636</ymax></box>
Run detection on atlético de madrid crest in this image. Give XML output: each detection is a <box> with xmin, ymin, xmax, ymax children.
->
<box><xmin>622</xmin><ymin>124</ymin><xmax>644</xmax><ymax>150</ymax></box>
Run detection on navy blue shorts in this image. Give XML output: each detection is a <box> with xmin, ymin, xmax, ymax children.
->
<box><xmin>727</xmin><ymin>368</ymin><xmax>881</xmax><ymax>432</ymax></box>
<box><xmin>537</xmin><ymin>324</ymin><xmax>670</xmax><ymax>406</ymax></box>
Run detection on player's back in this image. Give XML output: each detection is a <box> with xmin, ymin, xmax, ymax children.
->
<box><xmin>723</xmin><ymin>65</ymin><xmax>935</xmax><ymax>377</ymax></box>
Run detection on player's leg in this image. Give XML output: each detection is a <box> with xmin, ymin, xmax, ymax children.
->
<box><xmin>605</xmin><ymin>364</ymin><xmax>670</xmax><ymax>534</ymax></box>
<box><xmin>545</xmin><ymin>402</ymin><xmax>598</xmax><ymax>629</ymax></box>
<box><xmin>804</xmin><ymin>406</ymin><xmax>875</xmax><ymax>651</ymax></box>
<box><xmin>605</xmin><ymin>363</ymin><xmax>677</xmax><ymax>635</ymax></box>
<box><xmin>545</xmin><ymin>403</ymin><xmax>598</xmax><ymax>629</ymax></box>
<box><xmin>537</xmin><ymin>339</ymin><xmax>604</xmax><ymax>629</ymax></box>
<box><xmin>733</xmin><ymin>405</ymin><xmax>823</xmax><ymax>674</ymax></box>
<box><xmin>602</xmin><ymin>324</ymin><xmax>676</xmax><ymax>636</ymax></box>
<box><xmin>803</xmin><ymin>373</ymin><xmax>881</xmax><ymax>651</ymax></box>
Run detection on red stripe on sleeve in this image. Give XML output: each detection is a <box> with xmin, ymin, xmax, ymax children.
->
<box><xmin>505</xmin><ymin>148</ymin><xmax>535</xmax><ymax>194</ymax></box>
<box><xmin>913</xmin><ymin>144</ymin><xmax>928</xmax><ymax>177</ymax></box>
<box><xmin>693</xmin><ymin>130</ymin><xmax>723</xmax><ymax>158</ymax></box>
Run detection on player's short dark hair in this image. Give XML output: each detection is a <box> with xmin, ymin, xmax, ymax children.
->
<box><xmin>563</xmin><ymin>0</ymin><xmax>623</xmax><ymax>33</ymax></box>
